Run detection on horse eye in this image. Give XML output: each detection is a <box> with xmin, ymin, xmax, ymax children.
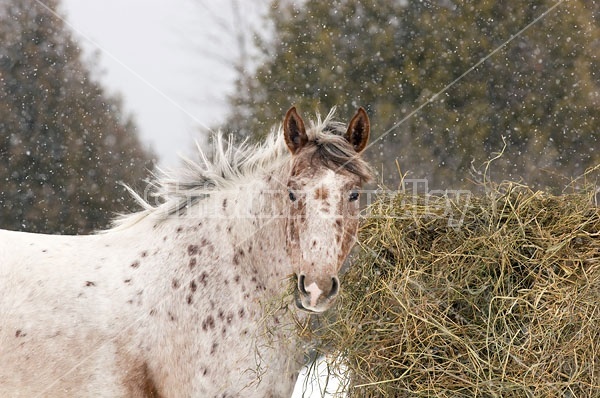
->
<box><xmin>288</xmin><ymin>190</ymin><xmax>297</xmax><ymax>202</ymax></box>
<box><xmin>349</xmin><ymin>191</ymin><xmax>359</xmax><ymax>202</ymax></box>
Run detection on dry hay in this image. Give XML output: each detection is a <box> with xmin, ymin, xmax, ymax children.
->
<box><xmin>302</xmin><ymin>182</ymin><xmax>600</xmax><ymax>397</ymax></box>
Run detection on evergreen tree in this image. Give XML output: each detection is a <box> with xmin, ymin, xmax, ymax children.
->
<box><xmin>226</xmin><ymin>0</ymin><xmax>600</xmax><ymax>190</ymax></box>
<box><xmin>0</xmin><ymin>0</ymin><xmax>155</xmax><ymax>234</ymax></box>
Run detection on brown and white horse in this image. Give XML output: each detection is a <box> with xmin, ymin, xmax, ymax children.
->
<box><xmin>0</xmin><ymin>107</ymin><xmax>371</xmax><ymax>397</ymax></box>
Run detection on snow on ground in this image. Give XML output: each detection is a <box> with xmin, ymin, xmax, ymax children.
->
<box><xmin>292</xmin><ymin>357</ymin><xmax>348</xmax><ymax>398</ymax></box>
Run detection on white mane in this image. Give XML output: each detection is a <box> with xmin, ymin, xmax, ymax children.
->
<box><xmin>110</xmin><ymin>109</ymin><xmax>340</xmax><ymax>230</ymax></box>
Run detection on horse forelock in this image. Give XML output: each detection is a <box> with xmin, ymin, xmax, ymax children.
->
<box><xmin>303</xmin><ymin>136</ymin><xmax>372</xmax><ymax>182</ymax></box>
<box><xmin>296</xmin><ymin>108</ymin><xmax>372</xmax><ymax>182</ymax></box>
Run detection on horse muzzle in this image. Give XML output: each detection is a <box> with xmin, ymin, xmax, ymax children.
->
<box><xmin>294</xmin><ymin>274</ymin><xmax>339</xmax><ymax>313</ymax></box>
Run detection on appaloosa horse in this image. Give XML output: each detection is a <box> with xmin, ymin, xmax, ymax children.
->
<box><xmin>0</xmin><ymin>106</ymin><xmax>371</xmax><ymax>397</ymax></box>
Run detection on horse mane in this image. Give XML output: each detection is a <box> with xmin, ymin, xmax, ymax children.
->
<box><xmin>109</xmin><ymin>108</ymin><xmax>372</xmax><ymax>230</ymax></box>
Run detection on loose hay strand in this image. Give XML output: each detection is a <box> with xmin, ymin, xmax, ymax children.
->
<box><xmin>302</xmin><ymin>181</ymin><xmax>600</xmax><ymax>398</ymax></box>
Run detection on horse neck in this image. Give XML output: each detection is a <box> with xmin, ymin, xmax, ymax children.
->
<box><xmin>213</xmin><ymin>161</ymin><xmax>292</xmax><ymax>288</ymax></box>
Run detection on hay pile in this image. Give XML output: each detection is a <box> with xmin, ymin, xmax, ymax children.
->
<box><xmin>308</xmin><ymin>182</ymin><xmax>600</xmax><ymax>397</ymax></box>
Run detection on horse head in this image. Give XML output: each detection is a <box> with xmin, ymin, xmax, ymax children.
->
<box><xmin>283</xmin><ymin>106</ymin><xmax>371</xmax><ymax>313</ymax></box>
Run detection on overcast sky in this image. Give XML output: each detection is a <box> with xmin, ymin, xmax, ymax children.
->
<box><xmin>60</xmin><ymin>0</ymin><xmax>256</xmax><ymax>167</ymax></box>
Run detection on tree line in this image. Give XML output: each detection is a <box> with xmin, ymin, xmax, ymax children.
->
<box><xmin>224</xmin><ymin>0</ymin><xmax>600</xmax><ymax>191</ymax></box>
<box><xmin>0</xmin><ymin>0</ymin><xmax>154</xmax><ymax>234</ymax></box>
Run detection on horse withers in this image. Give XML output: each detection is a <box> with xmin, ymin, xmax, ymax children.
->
<box><xmin>0</xmin><ymin>107</ymin><xmax>371</xmax><ymax>397</ymax></box>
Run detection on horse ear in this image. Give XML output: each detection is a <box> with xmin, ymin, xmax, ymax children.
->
<box><xmin>284</xmin><ymin>106</ymin><xmax>308</xmax><ymax>154</ymax></box>
<box><xmin>344</xmin><ymin>107</ymin><xmax>370</xmax><ymax>153</ymax></box>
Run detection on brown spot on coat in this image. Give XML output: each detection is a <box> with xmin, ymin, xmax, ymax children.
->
<box><xmin>189</xmin><ymin>258</ymin><xmax>197</xmax><ymax>269</ymax></box>
<box><xmin>199</xmin><ymin>272</ymin><xmax>208</xmax><ymax>286</ymax></box>
<box><xmin>202</xmin><ymin>315</ymin><xmax>215</xmax><ymax>331</ymax></box>
<box><xmin>85</xmin><ymin>281</ymin><xmax>96</xmax><ymax>287</ymax></box>
<box><xmin>172</xmin><ymin>279</ymin><xmax>180</xmax><ymax>289</ymax></box>
<box><xmin>187</xmin><ymin>245</ymin><xmax>199</xmax><ymax>256</ymax></box>
<box><xmin>190</xmin><ymin>280</ymin><xmax>197</xmax><ymax>293</ymax></box>
<box><xmin>141</xmin><ymin>251</ymin><xmax>148</xmax><ymax>258</ymax></box>
<box><xmin>15</xmin><ymin>329</ymin><xmax>24</xmax><ymax>338</ymax></box>
<box><xmin>123</xmin><ymin>362</ymin><xmax>162</xmax><ymax>398</ymax></box>
<box><xmin>131</xmin><ymin>261</ymin><xmax>140</xmax><ymax>268</ymax></box>
<box><xmin>314</xmin><ymin>186</ymin><xmax>329</xmax><ymax>200</ymax></box>
<box><xmin>233</xmin><ymin>248</ymin><xmax>245</xmax><ymax>265</ymax></box>
<box><xmin>186</xmin><ymin>294</ymin><xmax>193</xmax><ymax>305</ymax></box>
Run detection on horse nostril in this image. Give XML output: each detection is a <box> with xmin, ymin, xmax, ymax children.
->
<box><xmin>298</xmin><ymin>274</ymin><xmax>308</xmax><ymax>295</ymax></box>
<box><xmin>329</xmin><ymin>276</ymin><xmax>339</xmax><ymax>298</ymax></box>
